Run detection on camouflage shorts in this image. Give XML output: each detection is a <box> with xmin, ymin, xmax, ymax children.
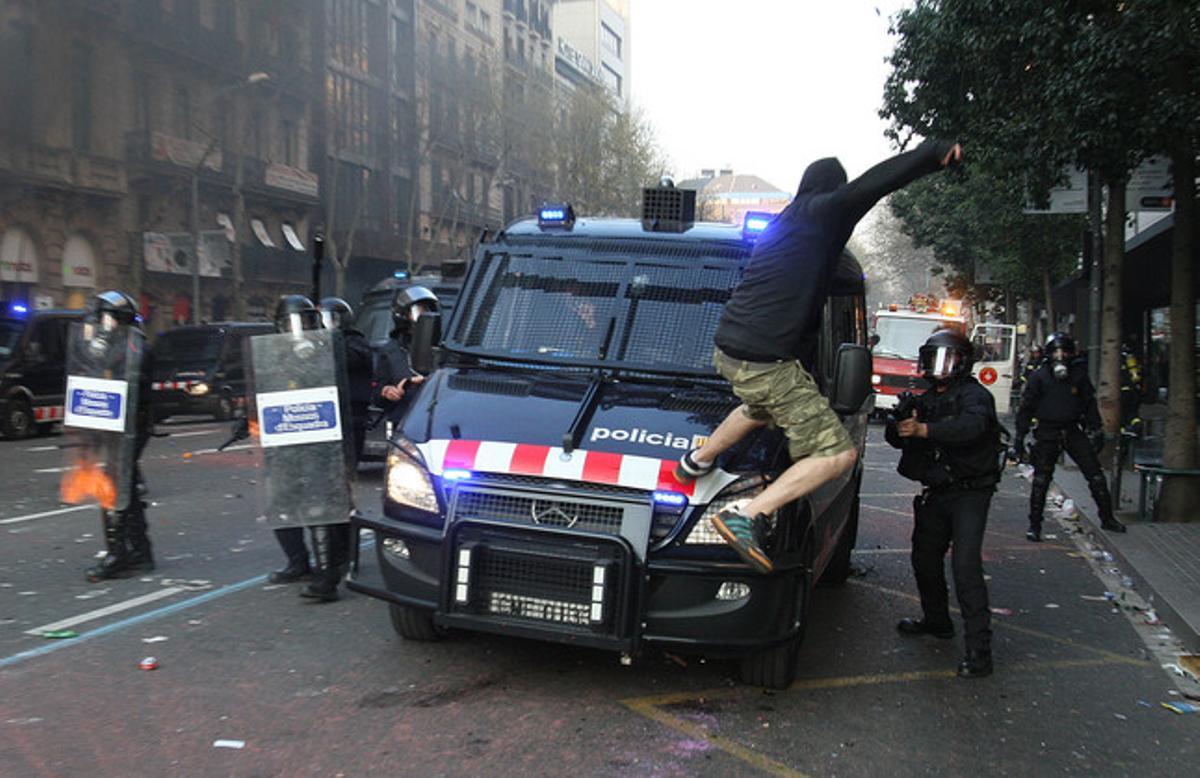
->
<box><xmin>714</xmin><ymin>348</ymin><xmax>853</xmax><ymax>461</ymax></box>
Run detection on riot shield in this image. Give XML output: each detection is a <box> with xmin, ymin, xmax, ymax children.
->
<box><xmin>248</xmin><ymin>328</ymin><xmax>354</xmax><ymax>528</ymax></box>
<box><xmin>60</xmin><ymin>322</ymin><xmax>145</xmax><ymax>512</ymax></box>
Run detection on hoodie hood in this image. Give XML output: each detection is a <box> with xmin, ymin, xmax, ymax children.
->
<box><xmin>796</xmin><ymin>157</ymin><xmax>847</xmax><ymax>197</ymax></box>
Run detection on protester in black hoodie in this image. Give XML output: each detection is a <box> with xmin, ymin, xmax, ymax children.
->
<box><xmin>673</xmin><ymin>140</ymin><xmax>962</xmax><ymax>574</ymax></box>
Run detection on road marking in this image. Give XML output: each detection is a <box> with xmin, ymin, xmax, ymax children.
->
<box><xmin>854</xmin><ymin>543</ymin><xmax>1066</xmax><ymax>555</ymax></box>
<box><xmin>860</xmin><ymin>502</ymin><xmax>911</xmax><ymax>518</ymax></box>
<box><xmin>24</xmin><ymin>445</ymin><xmax>59</xmax><ymax>452</ymax></box>
<box><xmin>0</xmin><ymin>575</ymin><xmax>266</xmax><ymax>669</ymax></box>
<box><xmin>189</xmin><ymin>444</ymin><xmax>253</xmax><ymax>455</ymax></box>
<box><xmin>858</xmin><ymin>492</ymin><xmax>917</xmax><ymax>498</ymax></box>
<box><xmin>167</xmin><ymin>429</ymin><xmax>224</xmax><ymax>438</ymax></box>
<box><xmin>24</xmin><ymin>587</ymin><xmax>184</xmax><ymax>635</ymax></box>
<box><xmin>622</xmin><ymin>656</ymin><xmax>1121</xmax><ymax>777</ymax></box>
<box><xmin>34</xmin><ymin>466</ymin><xmax>70</xmax><ymax>474</ymax></box>
<box><xmin>0</xmin><ymin>505</ymin><xmax>93</xmax><ymax>525</ymax></box>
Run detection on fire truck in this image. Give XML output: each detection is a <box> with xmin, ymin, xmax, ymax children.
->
<box><xmin>870</xmin><ymin>297</ymin><xmax>1017</xmax><ymax>414</ymax></box>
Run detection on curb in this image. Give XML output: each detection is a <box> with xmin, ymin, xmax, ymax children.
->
<box><xmin>1049</xmin><ymin>479</ymin><xmax>1200</xmax><ymax>653</ymax></box>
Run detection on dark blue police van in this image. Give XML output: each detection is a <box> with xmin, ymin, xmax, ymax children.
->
<box><xmin>348</xmin><ymin>191</ymin><xmax>873</xmax><ymax>688</ymax></box>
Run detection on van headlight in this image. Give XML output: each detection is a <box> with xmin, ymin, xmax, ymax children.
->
<box><xmin>385</xmin><ymin>438</ymin><xmax>439</xmax><ymax>513</ymax></box>
<box><xmin>187</xmin><ymin>381</ymin><xmax>210</xmax><ymax>396</ymax></box>
<box><xmin>684</xmin><ymin>474</ymin><xmax>770</xmax><ymax>544</ymax></box>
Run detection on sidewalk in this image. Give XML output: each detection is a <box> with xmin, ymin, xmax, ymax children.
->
<box><xmin>1051</xmin><ymin>460</ymin><xmax>1200</xmax><ymax>653</ymax></box>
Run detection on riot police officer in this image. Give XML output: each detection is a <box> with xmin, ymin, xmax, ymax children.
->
<box><xmin>266</xmin><ymin>295</ymin><xmax>322</xmax><ymax>585</ymax></box>
<box><xmin>1015</xmin><ymin>332</ymin><xmax>1126</xmax><ymax>541</ymax></box>
<box><xmin>319</xmin><ymin>296</ymin><xmax>373</xmax><ymax>463</ymax></box>
<box><xmin>375</xmin><ymin>286</ymin><xmax>439</xmax><ymax>421</ymax></box>
<box><xmin>886</xmin><ymin>329</ymin><xmax>1001</xmax><ymax>679</ymax></box>
<box><xmin>1019</xmin><ymin>343</ymin><xmax>1043</xmax><ymax>394</ymax></box>
<box><xmin>1119</xmin><ymin>336</ymin><xmax>1143</xmax><ymax>436</ymax></box>
<box><xmin>76</xmin><ymin>290</ymin><xmax>156</xmax><ymax>581</ymax></box>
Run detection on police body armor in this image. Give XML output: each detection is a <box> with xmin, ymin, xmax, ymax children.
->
<box><xmin>248</xmin><ymin>328</ymin><xmax>354</xmax><ymax>527</ymax></box>
<box><xmin>61</xmin><ymin>321</ymin><xmax>145</xmax><ymax>511</ymax></box>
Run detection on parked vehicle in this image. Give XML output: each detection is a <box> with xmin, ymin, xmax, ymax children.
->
<box><xmin>347</xmin><ymin>195</ymin><xmax>873</xmax><ymax>688</ymax></box>
<box><xmin>0</xmin><ymin>303</ymin><xmax>84</xmax><ymax>438</ymax></box>
<box><xmin>150</xmin><ymin>322</ymin><xmax>273</xmax><ymax>421</ymax></box>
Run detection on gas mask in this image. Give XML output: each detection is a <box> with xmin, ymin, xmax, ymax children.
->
<box><xmin>1050</xmin><ymin>348</ymin><xmax>1069</xmax><ymax>380</ymax></box>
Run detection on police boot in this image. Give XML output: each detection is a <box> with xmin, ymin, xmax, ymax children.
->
<box><xmin>957</xmin><ymin>649</ymin><xmax>993</xmax><ymax>679</ymax></box>
<box><xmin>123</xmin><ymin>500</ymin><xmax>156</xmax><ymax>573</ymax></box>
<box><xmin>1088</xmin><ymin>474</ymin><xmax>1126</xmax><ymax>533</ymax></box>
<box><xmin>1025</xmin><ymin>519</ymin><xmax>1042</xmax><ymax>543</ymax></box>
<box><xmin>86</xmin><ymin>510</ymin><xmax>131</xmax><ymax>582</ymax></box>
<box><xmin>300</xmin><ymin>525</ymin><xmax>341</xmax><ymax>602</ymax></box>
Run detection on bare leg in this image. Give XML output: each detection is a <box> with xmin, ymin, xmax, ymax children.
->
<box><xmin>691</xmin><ymin>405</ymin><xmax>769</xmax><ymax>466</ymax></box>
<box><xmin>743</xmin><ymin>447</ymin><xmax>858</xmax><ymax>516</ymax></box>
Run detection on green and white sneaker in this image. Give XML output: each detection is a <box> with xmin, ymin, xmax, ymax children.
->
<box><xmin>710</xmin><ymin>509</ymin><xmax>773</xmax><ymax>573</ymax></box>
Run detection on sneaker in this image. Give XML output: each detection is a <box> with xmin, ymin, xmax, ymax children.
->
<box><xmin>673</xmin><ymin>449</ymin><xmax>714</xmax><ymax>484</ymax></box>
<box><xmin>710</xmin><ymin>509</ymin><xmax>773</xmax><ymax>573</ymax></box>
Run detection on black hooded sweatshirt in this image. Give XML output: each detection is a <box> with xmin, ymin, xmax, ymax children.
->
<box><xmin>715</xmin><ymin>140</ymin><xmax>956</xmax><ymax>363</ymax></box>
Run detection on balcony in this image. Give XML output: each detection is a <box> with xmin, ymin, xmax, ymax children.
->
<box><xmin>123</xmin><ymin>10</ymin><xmax>245</xmax><ymax>75</ymax></box>
<box><xmin>0</xmin><ymin>138</ymin><xmax>126</xmax><ymax>196</ymax></box>
<box><xmin>125</xmin><ymin>130</ymin><xmax>225</xmax><ymax>179</ymax></box>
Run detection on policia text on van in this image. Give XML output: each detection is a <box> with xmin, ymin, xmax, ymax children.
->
<box><xmin>347</xmin><ymin>191</ymin><xmax>874</xmax><ymax>688</ymax></box>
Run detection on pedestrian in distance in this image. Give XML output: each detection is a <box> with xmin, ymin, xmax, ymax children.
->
<box><xmin>374</xmin><ymin>286</ymin><xmax>439</xmax><ymax>422</ymax></box>
<box><xmin>887</xmin><ymin>328</ymin><xmax>1003</xmax><ymax>679</ymax></box>
<box><xmin>1014</xmin><ymin>332</ymin><xmax>1125</xmax><ymax>541</ymax></box>
<box><xmin>673</xmin><ymin>139</ymin><xmax>964</xmax><ymax>573</ymax></box>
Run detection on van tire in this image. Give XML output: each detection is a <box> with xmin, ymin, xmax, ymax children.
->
<box><xmin>214</xmin><ymin>391</ymin><xmax>234</xmax><ymax>421</ymax></box>
<box><xmin>3</xmin><ymin>398</ymin><xmax>34</xmax><ymax>439</ymax></box>
<box><xmin>821</xmin><ymin>494</ymin><xmax>860</xmax><ymax>586</ymax></box>
<box><xmin>738</xmin><ymin>575</ymin><xmax>809</xmax><ymax>689</ymax></box>
<box><xmin>389</xmin><ymin>603</ymin><xmax>444</xmax><ymax>641</ymax></box>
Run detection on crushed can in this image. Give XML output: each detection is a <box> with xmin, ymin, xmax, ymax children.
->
<box><xmin>139</xmin><ymin>656</ymin><xmax>159</xmax><ymax>671</ymax></box>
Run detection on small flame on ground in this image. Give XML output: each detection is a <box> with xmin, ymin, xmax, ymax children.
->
<box><xmin>248</xmin><ymin>420</ymin><xmax>260</xmax><ymax>437</ymax></box>
<box><xmin>61</xmin><ymin>460</ymin><xmax>116</xmax><ymax>510</ymax></box>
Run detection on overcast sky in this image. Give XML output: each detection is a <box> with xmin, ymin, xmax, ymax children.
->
<box><xmin>630</xmin><ymin>0</ymin><xmax>912</xmax><ymax>192</ymax></box>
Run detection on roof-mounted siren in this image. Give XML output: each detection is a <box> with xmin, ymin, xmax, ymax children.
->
<box><xmin>641</xmin><ymin>178</ymin><xmax>696</xmax><ymax>233</ymax></box>
<box><xmin>537</xmin><ymin>203</ymin><xmax>576</xmax><ymax>231</ymax></box>
<box><xmin>741</xmin><ymin>211</ymin><xmax>776</xmax><ymax>242</ymax></box>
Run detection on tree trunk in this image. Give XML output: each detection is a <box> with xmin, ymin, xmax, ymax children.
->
<box><xmin>1042</xmin><ymin>264</ymin><xmax>1056</xmax><ymax>335</ymax></box>
<box><xmin>1097</xmin><ymin>179</ymin><xmax>1126</xmax><ymax>433</ymax></box>
<box><xmin>1157</xmin><ymin>145</ymin><xmax>1198</xmax><ymax>521</ymax></box>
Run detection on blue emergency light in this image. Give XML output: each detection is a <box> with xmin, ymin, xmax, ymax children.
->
<box><xmin>652</xmin><ymin>490</ymin><xmax>688</xmax><ymax>509</ymax></box>
<box><xmin>393</xmin><ymin>270</ymin><xmax>408</xmax><ymax>280</ymax></box>
<box><xmin>8</xmin><ymin>302</ymin><xmax>29</xmax><ymax>317</ymax></box>
<box><xmin>537</xmin><ymin>203</ymin><xmax>576</xmax><ymax>230</ymax></box>
<box><xmin>443</xmin><ymin>468</ymin><xmax>473</xmax><ymax>481</ymax></box>
<box><xmin>742</xmin><ymin>211</ymin><xmax>776</xmax><ymax>240</ymax></box>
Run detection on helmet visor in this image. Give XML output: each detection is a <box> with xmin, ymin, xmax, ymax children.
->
<box><xmin>919</xmin><ymin>344</ymin><xmax>963</xmax><ymax>380</ymax></box>
<box><xmin>279</xmin><ymin>310</ymin><xmax>321</xmax><ymax>336</ymax></box>
<box><xmin>319</xmin><ymin>309</ymin><xmax>338</xmax><ymax>330</ymax></box>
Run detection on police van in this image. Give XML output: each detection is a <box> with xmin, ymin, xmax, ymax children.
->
<box><xmin>348</xmin><ymin>191</ymin><xmax>873</xmax><ymax>688</ymax></box>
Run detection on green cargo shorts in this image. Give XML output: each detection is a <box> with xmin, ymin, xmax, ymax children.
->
<box><xmin>714</xmin><ymin>348</ymin><xmax>853</xmax><ymax>461</ymax></box>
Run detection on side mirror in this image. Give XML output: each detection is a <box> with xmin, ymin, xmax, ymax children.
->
<box><xmin>830</xmin><ymin>343</ymin><xmax>872</xmax><ymax>415</ymax></box>
<box><xmin>409</xmin><ymin>311</ymin><xmax>442</xmax><ymax>375</ymax></box>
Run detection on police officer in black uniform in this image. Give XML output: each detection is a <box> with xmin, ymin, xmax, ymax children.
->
<box><xmin>84</xmin><ymin>290</ymin><xmax>156</xmax><ymax>581</ymax></box>
<box><xmin>887</xmin><ymin>329</ymin><xmax>1001</xmax><ymax>679</ymax></box>
<box><xmin>319</xmin><ymin>296</ymin><xmax>373</xmax><ymax>463</ymax></box>
<box><xmin>1015</xmin><ymin>332</ymin><xmax>1126</xmax><ymax>541</ymax></box>
<box><xmin>374</xmin><ymin>286</ymin><xmax>439</xmax><ymax>421</ymax></box>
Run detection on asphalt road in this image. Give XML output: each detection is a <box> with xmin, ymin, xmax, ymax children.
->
<box><xmin>0</xmin><ymin>419</ymin><xmax>1196</xmax><ymax>776</ymax></box>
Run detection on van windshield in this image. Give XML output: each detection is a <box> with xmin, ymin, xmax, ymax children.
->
<box><xmin>448</xmin><ymin>250</ymin><xmax>743</xmax><ymax>373</ymax></box>
<box><xmin>154</xmin><ymin>329</ymin><xmax>222</xmax><ymax>363</ymax></box>
<box><xmin>873</xmin><ymin>316</ymin><xmax>964</xmax><ymax>361</ymax></box>
<box><xmin>0</xmin><ymin>320</ymin><xmax>25</xmax><ymax>359</ymax></box>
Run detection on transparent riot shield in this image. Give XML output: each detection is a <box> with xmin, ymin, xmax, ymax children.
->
<box><xmin>60</xmin><ymin>322</ymin><xmax>145</xmax><ymax>512</ymax></box>
<box><xmin>248</xmin><ymin>329</ymin><xmax>354</xmax><ymax>528</ymax></box>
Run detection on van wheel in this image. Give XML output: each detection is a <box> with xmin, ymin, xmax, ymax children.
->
<box><xmin>2</xmin><ymin>398</ymin><xmax>34</xmax><ymax>439</ymax></box>
<box><xmin>738</xmin><ymin>576</ymin><xmax>809</xmax><ymax>689</ymax></box>
<box><xmin>821</xmin><ymin>495</ymin><xmax>860</xmax><ymax>586</ymax></box>
<box><xmin>389</xmin><ymin>603</ymin><xmax>445</xmax><ymax>641</ymax></box>
<box><xmin>214</xmin><ymin>391</ymin><xmax>234</xmax><ymax>421</ymax></box>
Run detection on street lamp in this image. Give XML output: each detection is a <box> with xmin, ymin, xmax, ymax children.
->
<box><xmin>190</xmin><ymin>72</ymin><xmax>271</xmax><ymax>324</ymax></box>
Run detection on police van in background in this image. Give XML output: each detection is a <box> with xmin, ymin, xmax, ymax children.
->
<box><xmin>0</xmin><ymin>302</ymin><xmax>84</xmax><ymax>438</ymax></box>
<box><xmin>348</xmin><ymin>188</ymin><xmax>874</xmax><ymax>688</ymax></box>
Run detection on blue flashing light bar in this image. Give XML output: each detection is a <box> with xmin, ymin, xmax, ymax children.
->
<box><xmin>537</xmin><ymin>203</ymin><xmax>576</xmax><ymax>230</ymax></box>
<box><xmin>652</xmin><ymin>490</ymin><xmax>688</xmax><ymax>508</ymax></box>
<box><xmin>8</xmin><ymin>302</ymin><xmax>29</xmax><ymax>317</ymax></box>
<box><xmin>443</xmin><ymin>468</ymin><xmax>473</xmax><ymax>481</ymax></box>
<box><xmin>393</xmin><ymin>270</ymin><xmax>409</xmax><ymax>279</ymax></box>
<box><xmin>742</xmin><ymin>211</ymin><xmax>776</xmax><ymax>240</ymax></box>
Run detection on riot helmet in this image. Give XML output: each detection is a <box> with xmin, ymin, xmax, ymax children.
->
<box><xmin>391</xmin><ymin>285</ymin><xmax>439</xmax><ymax>336</ymax></box>
<box><xmin>318</xmin><ymin>296</ymin><xmax>355</xmax><ymax>331</ymax></box>
<box><xmin>274</xmin><ymin>294</ymin><xmax>321</xmax><ymax>336</ymax></box>
<box><xmin>918</xmin><ymin>328</ymin><xmax>973</xmax><ymax>384</ymax></box>
<box><xmin>1045</xmin><ymin>331</ymin><xmax>1076</xmax><ymax>379</ymax></box>
<box><xmin>87</xmin><ymin>289</ymin><xmax>141</xmax><ymax>334</ymax></box>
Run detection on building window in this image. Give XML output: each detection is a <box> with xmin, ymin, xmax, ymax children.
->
<box><xmin>600</xmin><ymin>23</ymin><xmax>621</xmax><ymax>60</ymax></box>
<box><xmin>328</xmin><ymin>0</ymin><xmax>370</xmax><ymax>74</ymax></box>
<box><xmin>71</xmin><ymin>44</ymin><xmax>92</xmax><ymax>152</ymax></box>
<box><xmin>329</xmin><ymin>73</ymin><xmax>371</xmax><ymax>156</ymax></box>
<box><xmin>600</xmin><ymin>64</ymin><xmax>621</xmax><ymax>97</ymax></box>
<box><xmin>175</xmin><ymin>85</ymin><xmax>191</xmax><ymax>139</ymax></box>
<box><xmin>479</xmin><ymin>11</ymin><xmax>490</xmax><ymax>35</ymax></box>
<box><xmin>281</xmin><ymin>119</ymin><xmax>298</xmax><ymax>166</ymax></box>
